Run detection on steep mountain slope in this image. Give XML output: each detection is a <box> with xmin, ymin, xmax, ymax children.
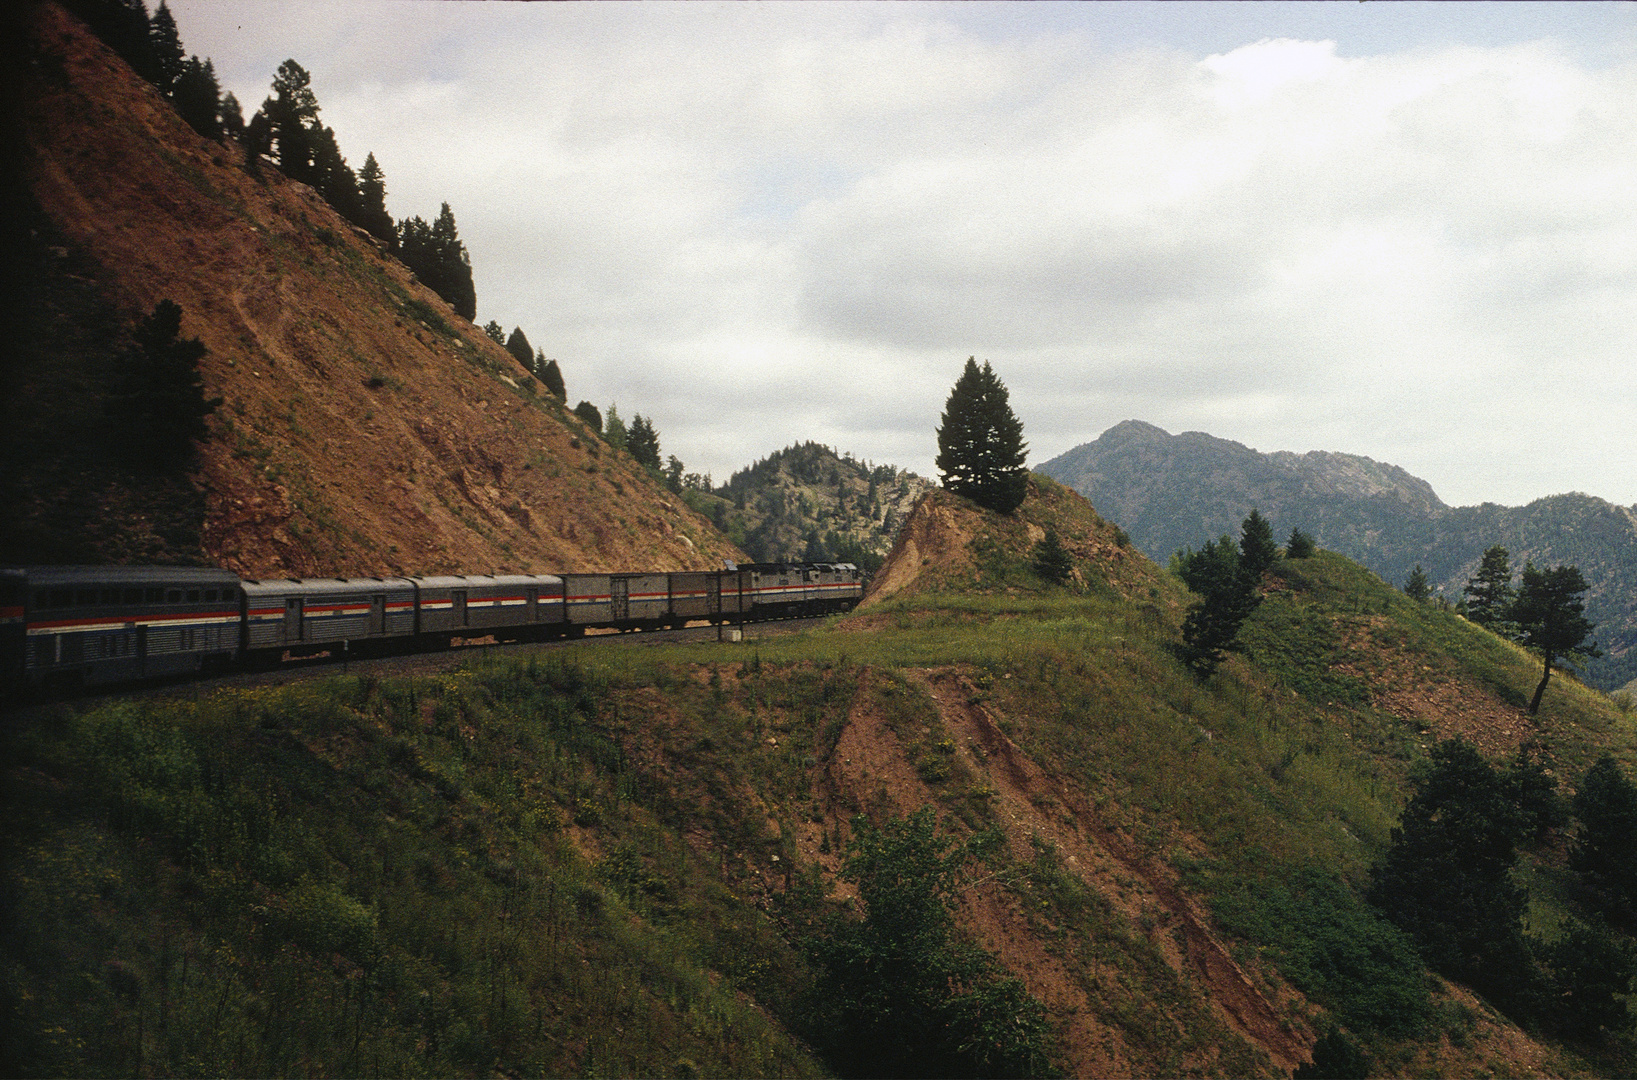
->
<box><xmin>6</xmin><ymin>1</ymin><xmax>740</xmax><ymax>576</ymax></box>
<box><xmin>685</xmin><ymin>442</ymin><xmax>932</xmax><ymax>570</ymax></box>
<box><xmin>1039</xmin><ymin>421</ymin><xmax>1637</xmax><ymax>689</ymax></box>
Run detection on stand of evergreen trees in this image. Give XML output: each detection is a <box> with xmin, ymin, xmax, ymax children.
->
<box><xmin>1369</xmin><ymin>739</ymin><xmax>1637</xmax><ymax>1044</ymax></box>
<box><xmin>69</xmin><ymin>0</ymin><xmax>477</xmax><ymax>321</ymax></box>
<box><xmin>1461</xmin><ymin>546</ymin><xmax>1600</xmax><ymax>714</ymax></box>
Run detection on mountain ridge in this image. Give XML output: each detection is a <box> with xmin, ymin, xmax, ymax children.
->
<box><xmin>1039</xmin><ymin>421</ymin><xmax>1637</xmax><ymax>689</ymax></box>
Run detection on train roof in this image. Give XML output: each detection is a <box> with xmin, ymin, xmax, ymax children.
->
<box><xmin>409</xmin><ymin>574</ymin><xmax>564</xmax><ymax>589</ymax></box>
<box><xmin>0</xmin><ymin>565</ymin><xmax>241</xmax><ymax>587</ymax></box>
<box><xmin>241</xmin><ymin>576</ymin><xmax>417</xmax><ymax>597</ymax></box>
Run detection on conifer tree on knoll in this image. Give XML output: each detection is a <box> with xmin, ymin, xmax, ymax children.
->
<box><xmin>1512</xmin><ymin>562</ymin><xmax>1600</xmax><ymax>715</ymax></box>
<box><xmin>934</xmin><ymin>357</ymin><xmax>1028</xmax><ymax>514</ymax></box>
<box><xmin>1172</xmin><ymin>510</ymin><xmax>1277</xmax><ymax>678</ymax></box>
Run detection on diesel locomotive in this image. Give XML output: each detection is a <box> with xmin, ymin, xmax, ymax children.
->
<box><xmin>1</xmin><ymin>562</ymin><xmax>863</xmax><ymax>692</ymax></box>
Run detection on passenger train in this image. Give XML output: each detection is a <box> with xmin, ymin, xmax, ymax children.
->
<box><xmin>0</xmin><ymin>562</ymin><xmax>863</xmax><ymax>692</ymax></box>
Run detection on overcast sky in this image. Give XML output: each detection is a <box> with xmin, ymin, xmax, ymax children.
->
<box><xmin>168</xmin><ymin>1</ymin><xmax>1637</xmax><ymax>509</ymax></box>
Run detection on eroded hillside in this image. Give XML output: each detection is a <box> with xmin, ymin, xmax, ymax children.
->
<box><xmin>8</xmin><ymin>1</ymin><xmax>741</xmax><ymax>576</ymax></box>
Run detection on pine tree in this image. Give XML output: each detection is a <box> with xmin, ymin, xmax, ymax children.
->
<box><xmin>1031</xmin><ymin>528</ymin><xmax>1074</xmax><ymax>585</ymax></box>
<box><xmin>396</xmin><ymin>206</ymin><xmax>475</xmax><ymax>320</ymax></box>
<box><xmin>1404</xmin><ymin>565</ymin><xmax>1432</xmax><ymax>602</ymax></box>
<box><xmin>308</xmin><ymin>125</ymin><xmax>359</xmax><ymax>221</ymax></box>
<box><xmin>1512</xmin><ymin>562</ymin><xmax>1600</xmax><ymax>715</ymax></box>
<box><xmin>1175</xmin><ymin>534</ymin><xmax>1260</xmax><ymax>678</ymax></box>
<box><xmin>504</xmin><ymin>327</ymin><xmax>532</xmax><ymax>370</ymax></box>
<box><xmin>70</xmin><ymin>0</ymin><xmax>160</xmax><ymax>85</ymax></box>
<box><xmin>103</xmin><ymin>300</ymin><xmax>222</xmax><ymax>470</ymax></box>
<box><xmin>627</xmin><ymin>413</ymin><xmax>661</xmax><ymax>469</ymax></box>
<box><xmin>1367</xmin><ymin>738</ymin><xmax>1541</xmax><ymax>1015</ymax></box>
<box><xmin>1570</xmin><ymin>754</ymin><xmax>1637</xmax><ymax>923</ymax></box>
<box><xmin>427</xmin><ymin>203</ymin><xmax>476</xmax><ymax>320</ymax></box>
<box><xmin>1286</xmin><ymin>527</ymin><xmax>1316</xmax><ymax>559</ymax></box>
<box><xmin>1238</xmin><ymin>508</ymin><xmax>1278</xmax><ymax>580</ymax></box>
<box><xmin>604</xmin><ymin>404</ymin><xmax>627</xmax><ymax>450</ymax></box>
<box><xmin>934</xmin><ymin>357</ymin><xmax>1028</xmax><ymax>514</ymax></box>
<box><xmin>355</xmin><ymin>153</ymin><xmax>395</xmax><ymax>243</ymax></box>
<box><xmin>540</xmin><ymin>359</ymin><xmax>566</xmax><ymax>401</ymax></box>
<box><xmin>218</xmin><ymin>91</ymin><xmax>245</xmax><ymax>140</ymax></box>
<box><xmin>265</xmin><ymin>59</ymin><xmax>320</xmax><ymax>182</ymax></box>
<box><xmin>1464</xmin><ymin>545</ymin><xmax>1515</xmax><ymax>629</ymax></box>
<box><xmin>481</xmin><ymin>321</ymin><xmax>506</xmax><ymax>345</ymax></box>
<box><xmin>573</xmin><ymin>401</ymin><xmax>602</xmax><ymax>433</ymax></box>
<box><xmin>173</xmin><ymin>56</ymin><xmax>221</xmax><ymax>139</ymax></box>
<box><xmin>243</xmin><ymin>107</ymin><xmax>272</xmax><ymax>177</ymax></box>
<box><xmin>148</xmin><ymin>1</ymin><xmax>185</xmax><ymax>95</ymax></box>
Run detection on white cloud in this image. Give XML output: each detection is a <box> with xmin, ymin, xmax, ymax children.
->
<box><xmin>171</xmin><ymin>2</ymin><xmax>1637</xmax><ymax>507</ymax></box>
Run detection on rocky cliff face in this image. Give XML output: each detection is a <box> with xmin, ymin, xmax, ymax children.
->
<box><xmin>6</xmin><ymin>1</ymin><xmax>742</xmax><ymax>577</ymax></box>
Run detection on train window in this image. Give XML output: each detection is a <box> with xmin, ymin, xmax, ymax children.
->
<box><xmin>77</xmin><ymin>590</ymin><xmax>97</xmax><ymax>605</ymax></box>
<box><xmin>49</xmin><ymin>589</ymin><xmax>72</xmax><ymax>608</ymax></box>
<box><xmin>146</xmin><ymin>588</ymin><xmax>164</xmax><ymax>603</ymax></box>
<box><xmin>123</xmin><ymin>589</ymin><xmax>142</xmax><ymax>604</ymax></box>
<box><xmin>186</xmin><ymin>590</ymin><xmax>200</xmax><ymax>603</ymax></box>
<box><xmin>101</xmin><ymin>589</ymin><xmax>119</xmax><ymax>604</ymax></box>
<box><xmin>204</xmin><ymin>589</ymin><xmax>217</xmax><ymax>602</ymax></box>
<box><xmin>166</xmin><ymin>590</ymin><xmax>182</xmax><ymax>604</ymax></box>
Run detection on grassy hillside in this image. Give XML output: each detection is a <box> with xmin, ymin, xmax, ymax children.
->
<box><xmin>8</xmin><ymin>484</ymin><xmax>1636</xmax><ymax>1077</ymax></box>
<box><xmin>1037</xmin><ymin>421</ymin><xmax>1637</xmax><ymax>692</ymax></box>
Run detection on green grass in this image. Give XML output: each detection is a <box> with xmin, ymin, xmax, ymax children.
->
<box><xmin>6</xmin><ymin>548</ymin><xmax>1635</xmax><ymax>1076</ymax></box>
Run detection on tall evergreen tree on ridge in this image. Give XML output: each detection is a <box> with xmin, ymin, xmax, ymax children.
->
<box><xmin>1512</xmin><ymin>562</ymin><xmax>1600</xmax><ymax>715</ymax></box>
<box><xmin>394</xmin><ymin>204</ymin><xmax>475</xmax><ymax>320</ymax></box>
<box><xmin>1238</xmin><ymin>508</ymin><xmax>1278</xmax><ymax>581</ymax></box>
<box><xmin>540</xmin><ymin>358</ymin><xmax>565</xmax><ymax>401</ymax></box>
<box><xmin>261</xmin><ymin>59</ymin><xmax>320</xmax><ymax>182</ymax></box>
<box><xmin>503</xmin><ymin>327</ymin><xmax>533</xmax><ymax>371</ymax></box>
<box><xmin>627</xmin><ymin>413</ymin><xmax>661</xmax><ymax>470</ymax></box>
<box><xmin>173</xmin><ymin>55</ymin><xmax>221</xmax><ymax>139</ymax></box>
<box><xmin>355</xmin><ymin>153</ymin><xmax>395</xmax><ymax>243</ymax></box>
<box><xmin>934</xmin><ymin>357</ymin><xmax>1028</xmax><ymax>514</ymax></box>
<box><xmin>147</xmin><ymin>1</ymin><xmax>184</xmax><ymax>96</ymax></box>
<box><xmin>218</xmin><ymin>91</ymin><xmax>245</xmax><ymax>140</ymax></box>
<box><xmin>1464</xmin><ymin>545</ymin><xmax>1515</xmax><ymax>629</ymax></box>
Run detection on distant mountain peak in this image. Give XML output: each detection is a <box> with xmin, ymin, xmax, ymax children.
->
<box><xmin>1037</xmin><ymin>420</ymin><xmax>1637</xmax><ymax>691</ymax></box>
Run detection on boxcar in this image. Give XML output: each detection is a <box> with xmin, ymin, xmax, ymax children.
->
<box><xmin>242</xmin><ymin>576</ymin><xmax>418</xmax><ymax>656</ymax></box>
<box><xmin>411</xmin><ymin>574</ymin><xmax>565</xmax><ymax>640</ymax></box>
<box><xmin>560</xmin><ymin>573</ymin><xmax>674</xmax><ymax>629</ymax></box>
<box><xmin>3</xmin><ymin>565</ymin><xmax>242</xmax><ymax>687</ymax></box>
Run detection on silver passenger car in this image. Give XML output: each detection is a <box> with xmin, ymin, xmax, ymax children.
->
<box><xmin>3</xmin><ymin>565</ymin><xmax>242</xmax><ymax>686</ymax></box>
<box><xmin>410</xmin><ymin>574</ymin><xmax>565</xmax><ymax>639</ymax></box>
